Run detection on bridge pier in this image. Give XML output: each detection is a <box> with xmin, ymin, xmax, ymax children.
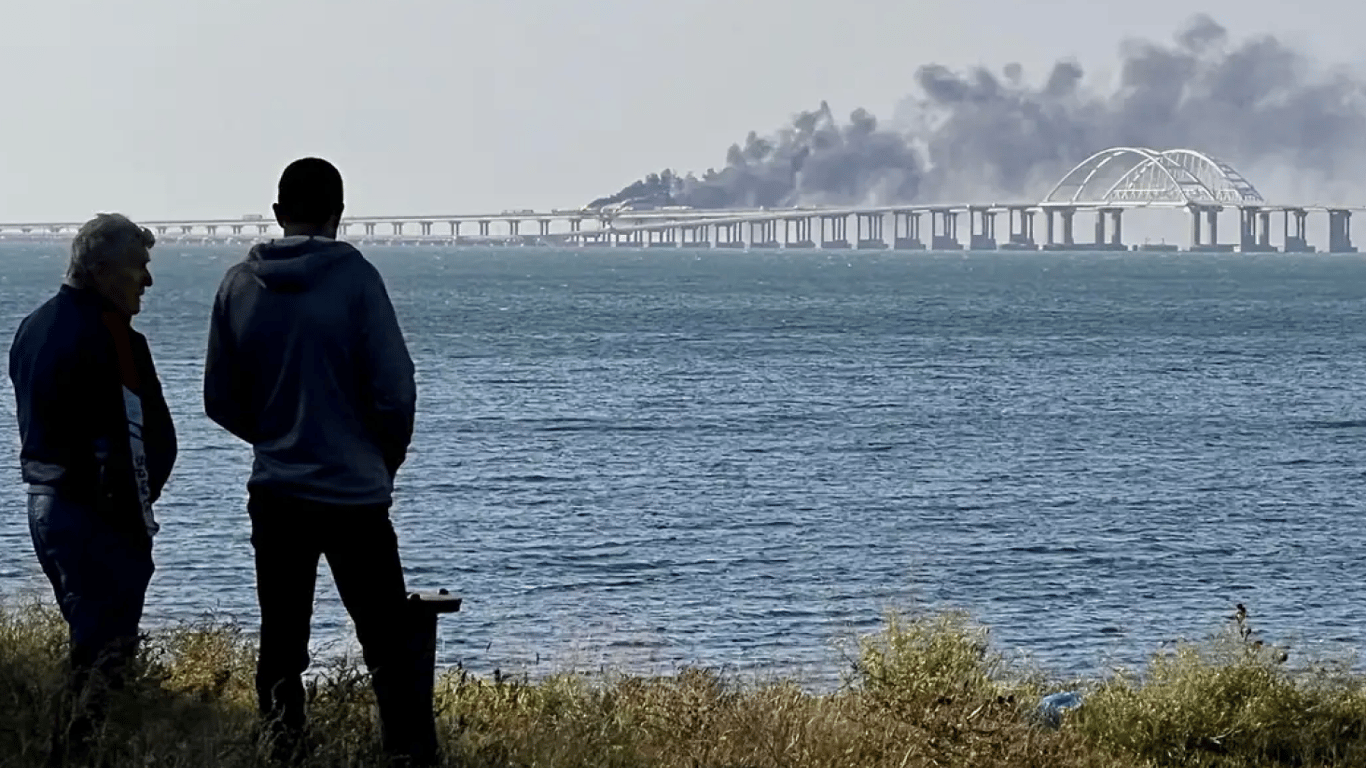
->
<box><xmin>1003</xmin><ymin>207</ymin><xmax>1035</xmax><ymax>250</ymax></box>
<box><xmin>448</xmin><ymin>221</ymin><xmax>462</xmax><ymax>240</ymax></box>
<box><xmin>508</xmin><ymin>220</ymin><xmax>522</xmax><ymax>239</ymax></box>
<box><xmin>785</xmin><ymin>217</ymin><xmax>815</xmax><ymax>248</ymax></box>
<box><xmin>478</xmin><ymin>220</ymin><xmax>490</xmax><ymax>237</ymax></box>
<box><xmin>931</xmin><ymin>208</ymin><xmax>961</xmax><ymax>250</ymax></box>
<box><xmin>1188</xmin><ymin>205</ymin><xmax>1233</xmax><ymax>252</ymax></box>
<box><xmin>717</xmin><ymin>222</ymin><xmax>744</xmax><ymax>248</ymax></box>
<box><xmin>856</xmin><ymin>212</ymin><xmax>886</xmax><ymax>249</ymax></box>
<box><xmin>1090</xmin><ymin>208</ymin><xmax>1125</xmax><ymax>250</ymax></box>
<box><xmin>1282</xmin><ymin>208</ymin><xmax>1314</xmax><ymax>252</ymax></box>
<box><xmin>1042</xmin><ymin>207</ymin><xmax>1077</xmax><ymax>250</ymax></box>
<box><xmin>1328</xmin><ymin>209</ymin><xmax>1357</xmax><ymax>253</ymax></box>
<box><xmin>683</xmin><ymin>224</ymin><xmax>712</xmax><ymax>248</ymax></box>
<box><xmin>969</xmin><ymin>206</ymin><xmax>997</xmax><ymax>250</ymax></box>
<box><xmin>820</xmin><ymin>215</ymin><xmax>850</xmax><ymax>249</ymax></box>
<box><xmin>749</xmin><ymin>219</ymin><xmax>780</xmax><ymax>249</ymax></box>
<box><xmin>892</xmin><ymin>211</ymin><xmax>925</xmax><ymax>250</ymax></box>
<box><xmin>364</xmin><ymin>223</ymin><xmax>377</xmax><ymax>236</ymax></box>
<box><xmin>647</xmin><ymin>227</ymin><xmax>677</xmax><ymax>248</ymax></box>
<box><xmin>392</xmin><ymin>222</ymin><xmax>404</xmax><ymax>235</ymax></box>
<box><xmin>1237</xmin><ymin>207</ymin><xmax>1277</xmax><ymax>252</ymax></box>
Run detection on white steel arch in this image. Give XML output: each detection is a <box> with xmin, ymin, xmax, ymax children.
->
<box><xmin>1039</xmin><ymin>147</ymin><xmax>1266</xmax><ymax>207</ymax></box>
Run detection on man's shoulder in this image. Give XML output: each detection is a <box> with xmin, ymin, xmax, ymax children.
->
<box><xmin>10</xmin><ymin>290</ymin><xmax>95</xmax><ymax>366</ymax></box>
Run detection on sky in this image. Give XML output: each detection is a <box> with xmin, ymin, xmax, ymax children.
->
<box><xmin>2</xmin><ymin>0</ymin><xmax>1366</xmax><ymax>222</ymax></box>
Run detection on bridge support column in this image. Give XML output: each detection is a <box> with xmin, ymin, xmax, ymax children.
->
<box><xmin>718</xmin><ymin>222</ymin><xmax>744</xmax><ymax>248</ymax></box>
<box><xmin>647</xmin><ymin>227</ymin><xmax>676</xmax><ymax>248</ymax></box>
<box><xmin>508</xmin><ymin>220</ymin><xmax>522</xmax><ymax>240</ymax></box>
<box><xmin>1108</xmin><ymin>209</ymin><xmax>1124</xmax><ymax>249</ymax></box>
<box><xmin>682</xmin><ymin>224</ymin><xmax>711</xmax><ymax>248</ymax></box>
<box><xmin>539</xmin><ymin>219</ymin><xmax>552</xmax><ymax>237</ymax></box>
<box><xmin>1282</xmin><ymin>208</ymin><xmax>1314</xmax><ymax>252</ymax></box>
<box><xmin>364</xmin><ymin>223</ymin><xmax>377</xmax><ymax>236</ymax></box>
<box><xmin>969</xmin><ymin>207</ymin><xmax>997</xmax><ymax>250</ymax></box>
<box><xmin>1042</xmin><ymin>207</ymin><xmax>1076</xmax><ymax>250</ymax></box>
<box><xmin>418</xmin><ymin>221</ymin><xmax>432</xmax><ymax>236</ymax></box>
<box><xmin>856</xmin><ymin>212</ymin><xmax>886</xmax><ymax>249</ymax></box>
<box><xmin>1188</xmin><ymin>205</ymin><xmax>1232</xmax><ymax>252</ymax></box>
<box><xmin>785</xmin><ymin>217</ymin><xmax>815</xmax><ymax>248</ymax></box>
<box><xmin>931</xmin><ymin>208</ymin><xmax>961</xmax><ymax>250</ymax></box>
<box><xmin>448</xmin><ymin>221</ymin><xmax>462</xmax><ymax>240</ymax></box>
<box><xmin>1238</xmin><ymin>207</ymin><xmax>1276</xmax><ymax>252</ymax></box>
<box><xmin>820</xmin><ymin>215</ymin><xmax>849</xmax><ymax>248</ymax></box>
<box><xmin>1329</xmin><ymin>209</ymin><xmax>1357</xmax><ymax>253</ymax></box>
<box><xmin>392</xmin><ymin>222</ymin><xmax>404</xmax><ymax>235</ymax></box>
<box><xmin>892</xmin><ymin>211</ymin><xmax>924</xmax><ymax>250</ymax></box>
<box><xmin>478</xmin><ymin>220</ymin><xmax>490</xmax><ymax>237</ymax></box>
<box><xmin>1004</xmin><ymin>207</ymin><xmax>1035</xmax><ymax>249</ymax></box>
<box><xmin>749</xmin><ymin>220</ymin><xmax>779</xmax><ymax>249</ymax></box>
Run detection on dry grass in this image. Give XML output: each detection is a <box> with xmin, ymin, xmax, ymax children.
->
<box><xmin>0</xmin><ymin>598</ymin><xmax>1363</xmax><ymax>766</ymax></box>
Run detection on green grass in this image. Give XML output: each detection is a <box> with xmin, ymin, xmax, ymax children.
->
<box><xmin>1</xmin><ymin>598</ymin><xmax>1364</xmax><ymax>767</ymax></box>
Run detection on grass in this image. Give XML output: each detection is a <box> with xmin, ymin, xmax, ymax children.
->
<box><xmin>1</xmin><ymin>598</ymin><xmax>1364</xmax><ymax>767</ymax></box>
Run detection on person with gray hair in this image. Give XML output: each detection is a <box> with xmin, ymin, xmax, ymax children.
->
<box><xmin>8</xmin><ymin>212</ymin><xmax>177</xmax><ymax>765</ymax></box>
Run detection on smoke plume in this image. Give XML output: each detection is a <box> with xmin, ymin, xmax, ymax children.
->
<box><xmin>590</xmin><ymin>15</ymin><xmax>1366</xmax><ymax>209</ymax></box>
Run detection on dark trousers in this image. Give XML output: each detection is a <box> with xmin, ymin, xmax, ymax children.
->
<box><xmin>248</xmin><ymin>489</ymin><xmax>438</xmax><ymax>764</ymax></box>
<box><xmin>28</xmin><ymin>490</ymin><xmax>154</xmax><ymax>760</ymax></box>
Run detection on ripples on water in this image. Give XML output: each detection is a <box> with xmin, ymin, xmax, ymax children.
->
<box><xmin>3</xmin><ymin>243</ymin><xmax>1366</xmax><ymax>689</ymax></box>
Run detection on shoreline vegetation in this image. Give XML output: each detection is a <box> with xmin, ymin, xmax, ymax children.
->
<box><xmin>2</xmin><ymin>601</ymin><xmax>1365</xmax><ymax>766</ymax></box>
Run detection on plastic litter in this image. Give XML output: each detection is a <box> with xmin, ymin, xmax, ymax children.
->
<box><xmin>1037</xmin><ymin>690</ymin><xmax>1083</xmax><ymax>728</ymax></box>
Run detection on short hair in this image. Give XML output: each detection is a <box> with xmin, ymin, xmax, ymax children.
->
<box><xmin>67</xmin><ymin>213</ymin><xmax>155</xmax><ymax>286</ymax></box>
<box><xmin>276</xmin><ymin>157</ymin><xmax>344</xmax><ymax>224</ymax></box>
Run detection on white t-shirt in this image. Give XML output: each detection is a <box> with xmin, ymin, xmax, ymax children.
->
<box><xmin>123</xmin><ymin>385</ymin><xmax>158</xmax><ymax>537</ymax></box>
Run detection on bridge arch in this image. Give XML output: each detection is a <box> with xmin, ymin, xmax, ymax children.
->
<box><xmin>1039</xmin><ymin>147</ymin><xmax>1265</xmax><ymax>207</ymax></box>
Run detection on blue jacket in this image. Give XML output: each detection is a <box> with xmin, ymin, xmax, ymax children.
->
<box><xmin>203</xmin><ymin>236</ymin><xmax>416</xmax><ymax>506</ymax></box>
<box><xmin>9</xmin><ymin>285</ymin><xmax>177</xmax><ymax>543</ymax></box>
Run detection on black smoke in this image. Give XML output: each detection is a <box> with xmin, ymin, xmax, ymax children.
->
<box><xmin>589</xmin><ymin>15</ymin><xmax>1366</xmax><ymax>210</ymax></box>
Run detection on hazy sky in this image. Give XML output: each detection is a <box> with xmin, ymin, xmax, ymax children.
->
<box><xmin>3</xmin><ymin>0</ymin><xmax>1365</xmax><ymax>222</ymax></box>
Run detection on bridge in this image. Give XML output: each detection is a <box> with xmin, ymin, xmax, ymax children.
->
<box><xmin>1</xmin><ymin>148</ymin><xmax>1362</xmax><ymax>253</ymax></box>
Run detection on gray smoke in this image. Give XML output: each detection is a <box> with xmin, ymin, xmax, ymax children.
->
<box><xmin>590</xmin><ymin>15</ymin><xmax>1366</xmax><ymax>209</ymax></box>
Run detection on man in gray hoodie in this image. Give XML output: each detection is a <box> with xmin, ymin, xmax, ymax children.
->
<box><xmin>203</xmin><ymin>157</ymin><xmax>435</xmax><ymax>765</ymax></box>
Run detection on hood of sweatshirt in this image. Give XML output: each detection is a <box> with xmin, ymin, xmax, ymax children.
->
<box><xmin>244</xmin><ymin>236</ymin><xmax>359</xmax><ymax>293</ymax></box>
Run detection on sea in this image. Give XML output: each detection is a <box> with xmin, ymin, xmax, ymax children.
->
<box><xmin>3</xmin><ymin>241</ymin><xmax>1366</xmax><ymax>690</ymax></box>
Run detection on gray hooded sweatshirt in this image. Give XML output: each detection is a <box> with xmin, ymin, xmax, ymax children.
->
<box><xmin>204</xmin><ymin>236</ymin><xmax>416</xmax><ymax>506</ymax></box>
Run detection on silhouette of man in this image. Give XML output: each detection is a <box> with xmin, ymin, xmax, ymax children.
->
<box><xmin>9</xmin><ymin>213</ymin><xmax>177</xmax><ymax>764</ymax></box>
<box><xmin>203</xmin><ymin>157</ymin><xmax>435</xmax><ymax>764</ymax></box>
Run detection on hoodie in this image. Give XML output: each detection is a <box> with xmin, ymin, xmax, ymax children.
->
<box><xmin>203</xmin><ymin>236</ymin><xmax>416</xmax><ymax>506</ymax></box>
